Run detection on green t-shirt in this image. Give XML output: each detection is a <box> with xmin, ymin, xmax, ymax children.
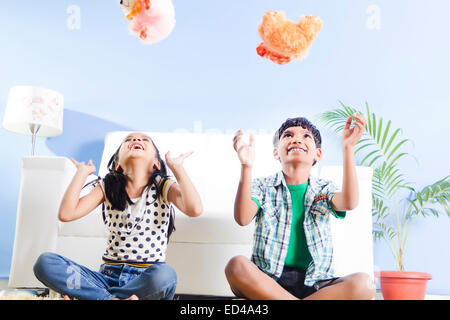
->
<box><xmin>284</xmin><ymin>182</ymin><xmax>312</xmax><ymax>271</ymax></box>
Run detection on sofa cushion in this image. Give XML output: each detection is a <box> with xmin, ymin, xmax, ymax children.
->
<box><xmin>170</xmin><ymin>212</ymin><xmax>254</xmax><ymax>244</ymax></box>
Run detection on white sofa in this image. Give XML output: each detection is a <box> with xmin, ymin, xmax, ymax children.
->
<box><xmin>8</xmin><ymin>132</ymin><xmax>374</xmax><ymax>297</ymax></box>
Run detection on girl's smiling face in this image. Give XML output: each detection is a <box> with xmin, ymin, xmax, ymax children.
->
<box><xmin>117</xmin><ymin>133</ymin><xmax>160</xmax><ymax>171</ymax></box>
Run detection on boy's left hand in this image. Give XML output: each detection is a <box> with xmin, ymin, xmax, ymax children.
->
<box><xmin>342</xmin><ymin>113</ymin><xmax>366</xmax><ymax>149</ymax></box>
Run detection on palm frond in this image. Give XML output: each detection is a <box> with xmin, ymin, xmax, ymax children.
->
<box><xmin>372</xmin><ymin>165</ymin><xmax>409</xmax><ymax>199</ymax></box>
<box><xmin>318</xmin><ymin>102</ymin><xmax>412</xmax><ymax>173</ymax></box>
<box><xmin>372</xmin><ymin>196</ymin><xmax>393</xmax><ymax>240</ymax></box>
<box><xmin>317</xmin><ymin>102</ymin><xmax>413</xmax><ymax>201</ymax></box>
<box><xmin>373</xmin><ymin>222</ymin><xmax>397</xmax><ymax>240</ymax></box>
<box><xmin>407</xmin><ymin>175</ymin><xmax>450</xmax><ymax>218</ymax></box>
<box><xmin>316</xmin><ymin>103</ymin><xmax>360</xmax><ymax>135</ymax></box>
<box><xmin>318</xmin><ymin>102</ymin><xmax>450</xmax><ymax>271</ymax></box>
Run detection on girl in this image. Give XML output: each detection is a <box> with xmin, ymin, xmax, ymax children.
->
<box><xmin>33</xmin><ymin>132</ymin><xmax>203</xmax><ymax>300</ymax></box>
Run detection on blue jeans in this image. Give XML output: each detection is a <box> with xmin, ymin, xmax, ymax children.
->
<box><xmin>33</xmin><ymin>252</ymin><xmax>177</xmax><ymax>300</ymax></box>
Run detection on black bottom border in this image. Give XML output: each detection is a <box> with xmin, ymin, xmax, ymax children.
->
<box><xmin>1</xmin><ymin>299</ymin><xmax>447</xmax><ymax>318</ymax></box>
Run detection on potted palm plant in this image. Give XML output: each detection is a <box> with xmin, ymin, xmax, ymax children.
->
<box><xmin>318</xmin><ymin>102</ymin><xmax>450</xmax><ymax>300</ymax></box>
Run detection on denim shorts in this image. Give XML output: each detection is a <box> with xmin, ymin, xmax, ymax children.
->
<box><xmin>277</xmin><ymin>266</ymin><xmax>339</xmax><ymax>299</ymax></box>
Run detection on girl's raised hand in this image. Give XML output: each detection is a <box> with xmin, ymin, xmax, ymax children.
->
<box><xmin>233</xmin><ymin>129</ymin><xmax>255</xmax><ymax>168</ymax></box>
<box><xmin>70</xmin><ymin>158</ymin><xmax>96</xmax><ymax>176</ymax></box>
<box><xmin>165</xmin><ymin>151</ymin><xmax>193</xmax><ymax>171</ymax></box>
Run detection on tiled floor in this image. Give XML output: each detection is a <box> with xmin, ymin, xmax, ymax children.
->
<box><xmin>1</xmin><ymin>278</ymin><xmax>449</xmax><ymax>300</ymax></box>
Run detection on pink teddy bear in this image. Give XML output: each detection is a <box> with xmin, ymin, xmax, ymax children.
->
<box><xmin>119</xmin><ymin>0</ymin><xmax>176</xmax><ymax>44</ymax></box>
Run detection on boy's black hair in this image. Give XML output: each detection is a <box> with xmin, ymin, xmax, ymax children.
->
<box><xmin>103</xmin><ymin>138</ymin><xmax>176</xmax><ymax>239</ymax></box>
<box><xmin>273</xmin><ymin>117</ymin><xmax>322</xmax><ymax>166</ymax></box>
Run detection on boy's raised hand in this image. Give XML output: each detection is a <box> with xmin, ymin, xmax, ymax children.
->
<box><xmin>342</xmin><ymin>113</ymin><xmax>366</xmax><ymax>149</ymax></box>
<box><xmin>70</xmin><ymin>158</ymin><xmax>96</xmax><ymax>176</ymax></box>
<box><xmin>233</xmin><ymin>129</ymin><xmax>255</xmax><ymax>167</ymax></box>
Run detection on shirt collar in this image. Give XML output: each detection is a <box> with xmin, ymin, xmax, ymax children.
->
<box><xmin>271</xmin><ymin>170</ymin><xmax>321</xmax><ymax>194</ymax></box>
<box><xmin>271</xmin><ymin>171</ymin><xmax>284</xmax><ymax>187</ymax></box>
<box><xmin>307</xmin><ymin>174</ymin><xmax>321</xmax><ymax>194</ymax></box>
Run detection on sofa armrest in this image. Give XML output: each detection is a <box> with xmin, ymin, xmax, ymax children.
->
<box><xmin>320</xmin><ymin>165</ymin><xmax>374</xmax><ymax>279</ymax></box>
<box><xmin>9</xmin><ymin>156</ymin><xmax>76</xmax><ymax>288</ymax></box>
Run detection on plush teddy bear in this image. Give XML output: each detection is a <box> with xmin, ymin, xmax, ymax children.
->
<box><xmin>119</xmin><ymin>0</ymin><xmax>175</xmax><ymax>44</ymax></box>
<box><xmin>256</xmin><ymin>10</ymin><xmax>323</xmax><ymax>65</ymax></box>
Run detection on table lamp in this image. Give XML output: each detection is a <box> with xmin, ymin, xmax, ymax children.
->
<box><xmin>2</xmin><ymin>86</ymin><xmax>64</xmax><ymax>155</ymax></box>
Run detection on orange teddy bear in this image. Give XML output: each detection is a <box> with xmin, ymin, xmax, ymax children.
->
<box><xmin>256</xmin><ymin>10</ymin><xmax>323</xmax><ymax>65</ymax></box>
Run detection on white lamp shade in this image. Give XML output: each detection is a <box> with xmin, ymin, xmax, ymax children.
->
<box><xmin>2</xmin><ymin>86</ymin><xmax>64</xmax><ymax>137</ymax></box>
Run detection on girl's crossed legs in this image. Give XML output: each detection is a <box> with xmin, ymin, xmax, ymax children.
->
<box><xmin>33</xmin><ymin>252</ymin><xmax>177</xmax><ymax>300</ymax></box>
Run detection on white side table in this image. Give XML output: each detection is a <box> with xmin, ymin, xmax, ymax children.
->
<box><xmin>8</xmin><ymin>157</ymin><xmax>76</xmax><ymax>288</ymax></box>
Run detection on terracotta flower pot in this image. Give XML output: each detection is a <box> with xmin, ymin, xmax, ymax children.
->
<box><xmin>377</xmin><ymin>271</ymin><xmax>432</xmax><ymax>300</ymax></box>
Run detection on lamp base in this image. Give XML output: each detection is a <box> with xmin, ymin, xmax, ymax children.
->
<box><xmin>29</xmin><ymin>124</ymin><xmax>41</xmax><ymax>156</ymax></box>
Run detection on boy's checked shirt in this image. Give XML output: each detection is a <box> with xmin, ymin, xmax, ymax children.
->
<box><xmin>251</xmin><ymin>171</ymin><xmax>346</xmax><ymax>286</ymax></box>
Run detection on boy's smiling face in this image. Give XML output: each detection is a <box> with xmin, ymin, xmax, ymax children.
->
<box><xmin>274</xmin><ymin>126</ymin><xmax>322</xmax><ymax>167</ymax></box>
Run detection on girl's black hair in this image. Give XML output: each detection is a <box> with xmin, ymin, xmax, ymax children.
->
<box><xmin>102</xmin><ymin>138</ymin><xmax>176</xmax><ymax>239</ymax></box>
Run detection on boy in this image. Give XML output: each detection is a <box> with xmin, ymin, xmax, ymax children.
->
<box><xmin>225</xmin><ymin>115</ymin><xmax>375</xmax><ymax>300</ymax></box>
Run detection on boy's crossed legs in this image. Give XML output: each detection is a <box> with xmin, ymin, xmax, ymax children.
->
<box><xmin>225</xmin><ymin>255</ymin><xmax>375</xmax><ymax>300</ymax></box>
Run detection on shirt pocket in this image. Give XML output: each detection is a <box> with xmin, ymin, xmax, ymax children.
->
<box><xmin>260</xmin><ymin>202</ymin><xmax>281</xmax><ymax>226</ymax></box>
<box><xmin>307</xmin><ymin>204</ymin><xmax>332</xmax><ymax>248</ymax></box>
<box><xmin>309</xmin><ymin>202</ymin><xmax>330</xmax><ymax>220</ymax></box>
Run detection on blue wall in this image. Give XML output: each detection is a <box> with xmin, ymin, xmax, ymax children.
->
<box><xmin>1</xmin><ymin>1</ymin><xmax>449</xmax><ymax>294</ymax></box>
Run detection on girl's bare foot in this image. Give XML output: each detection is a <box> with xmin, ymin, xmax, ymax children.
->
<box><xmin>64</xmin><ymin>294</ymin><xmax>139</xmax><ymax>300</ymax></box>
<box><xmin>112</xmin><ymin>294</ymin><xmax>139</xmax><ymax>300</ymax></box>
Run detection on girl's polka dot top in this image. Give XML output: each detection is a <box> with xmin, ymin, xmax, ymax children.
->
<box><xmin>99</xmin><ymin>177</ymin><xmax>174</xmax><ymax>264</ymax></box>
